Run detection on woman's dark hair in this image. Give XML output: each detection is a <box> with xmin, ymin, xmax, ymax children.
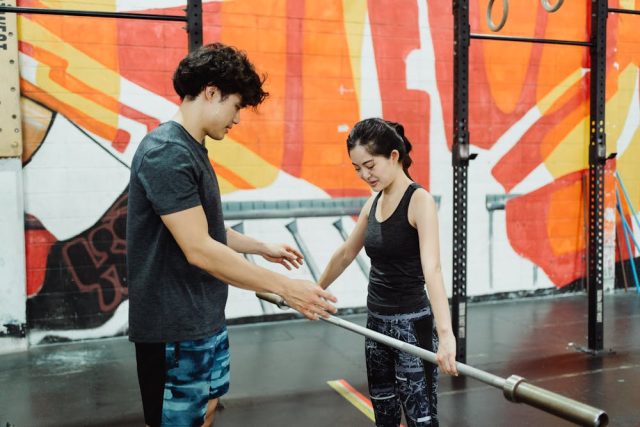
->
<box><xmin>172</xmin><ymin>43</ymin><xmax>268</xmax><ymax>107</ymax></box>
<box><xmin>346</xmin><ymin>118</ymin><xmax>414</xmax><ymax>178</ymax></box>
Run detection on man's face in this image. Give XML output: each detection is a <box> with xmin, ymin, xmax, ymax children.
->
<box><xmin>203</xmin><ymin>87</ymin><xmax>242</xmax><ymax>141</ymax></box>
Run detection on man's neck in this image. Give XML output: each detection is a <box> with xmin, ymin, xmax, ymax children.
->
<box><xmin>172</xmin><ymin>105</ymin><xmax>206</xmax><ymax>144</ymax></box>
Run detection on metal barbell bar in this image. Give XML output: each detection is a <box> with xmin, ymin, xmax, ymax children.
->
<box><xmin>256</xmin><ymin>292</ymin><xmax>608</xmax><ymax>427</ymax></box>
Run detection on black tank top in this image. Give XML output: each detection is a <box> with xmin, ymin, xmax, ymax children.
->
<box><xmin>364</xmin><ymin>182</ymin><xmax>428</xmax><ymax>314</ymax></box>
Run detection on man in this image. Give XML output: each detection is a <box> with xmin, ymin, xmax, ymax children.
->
<box><xmin>126</xmin><ymin>43</ymin><xmax>337</xmax><ymax>427</ymax></box>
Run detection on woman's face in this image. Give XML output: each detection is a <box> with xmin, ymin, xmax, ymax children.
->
<box><xmin>349</xmin><ymin>144</ymin><xmax>400</xmax><ymax>191</ymax></box>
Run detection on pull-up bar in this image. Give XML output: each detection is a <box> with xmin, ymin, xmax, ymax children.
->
<box><xmin>481</xmin><ymin>0</ymin><xmax>588</xmax><ymax>45</ymax></box>
<box><xmin>0</xmin><ymin>5</ymin><xmax>186</xmax><ymax>21</ymax></box>
<box><xmin>608</xmin><ymin>7</ymin><xmax>640</xmax><ymax>16</ymax></box>
<box><xmin>256</xmin><ymin>292</ymin><xmax>608</xmax><ymax>427</ymax></box>
<box><xmin>469</xmin><ymin>33</ymin><xmax>591</xmax><ymax>47</ymax></box>
<box><xmin>0</xmin><ymin>1</ymin><xmax>203</xmax><ymax>51</ymax></box>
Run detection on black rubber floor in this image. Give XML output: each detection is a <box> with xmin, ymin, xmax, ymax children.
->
<box><xmin>1</xmin><ymin>290</ymin><xmax>638</xmax><ymax>426</ymax></box>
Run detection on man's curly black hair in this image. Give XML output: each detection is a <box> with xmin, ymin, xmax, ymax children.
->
<box><xmin>172</xmin><ymin>43</ymin><xmax>268</xmax><ymax>108</ymax></box>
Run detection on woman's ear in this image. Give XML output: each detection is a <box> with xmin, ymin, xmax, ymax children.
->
<box><xmin>390</xmin><ymin>149</ymin><xmax>400</xmax><ymax>162</ymax></box>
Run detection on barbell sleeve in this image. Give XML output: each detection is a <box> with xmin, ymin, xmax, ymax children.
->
<box><xmin>254</xmin><ymin>292</ymin><xmax>608</xmax><ymax>426</ymax></box>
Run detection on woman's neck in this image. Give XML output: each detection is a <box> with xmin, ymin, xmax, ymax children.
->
<box><xmin>382</xmin><ymin>173</ymin><xmax>412</xmax><ymax>196</ymax></box>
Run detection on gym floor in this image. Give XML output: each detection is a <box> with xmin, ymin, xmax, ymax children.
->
<box><xmin>0</xmin><ymin>290</ymin><xmax>638</xmax><ymax>427</ymax></box>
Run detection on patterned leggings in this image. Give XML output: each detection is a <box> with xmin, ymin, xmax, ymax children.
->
<box><xmin>365</xmin><ymin>307</ymin><xmax>439</xmax><ymax>427</ymax></box>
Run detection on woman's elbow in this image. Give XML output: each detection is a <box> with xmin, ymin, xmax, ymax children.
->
<box><xmin>343</xmin><ymin>246</ymin><xmax>360</xmax><ymax>266</ymax></box>
<box><xmin>424</xmin><ymin>262</ymin><xmax>442</xmax><ymax>278</ymax></box>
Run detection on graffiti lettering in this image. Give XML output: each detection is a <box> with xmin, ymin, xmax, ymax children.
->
<box><xmin>0</xmin><ymin>12</ymin><xmax>7</xmax><ymax>50</ymax></box>
<box><xmin>61</xmin><ymin>203</ymin><xmax>128</xmax><ymax>313</ymax></box>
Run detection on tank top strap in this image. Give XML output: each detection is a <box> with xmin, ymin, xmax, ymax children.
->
<box><xmin>369</xmin><ymin>191</ymin><xmax>383</xmax><ymax>217</ymax></box>
<box><xmin>368</xmin><ymin>182</ymin><xmax>422</xmax><ymax>219</ymax></box>
<box><xmin>398</xmin><ymin>182</ymin><xmax>422</xmax><ymax>210</ymax></box>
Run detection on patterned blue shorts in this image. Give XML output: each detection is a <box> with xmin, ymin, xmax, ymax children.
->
<box><xmin>365</xmin><ymin>307</ymin><xmax>439</xmax><ymax>427</ymax></box>
<box><xmin>135</xmin><ymin>327</ymin><xmax>230</xmax><ymax>427</ymax></box>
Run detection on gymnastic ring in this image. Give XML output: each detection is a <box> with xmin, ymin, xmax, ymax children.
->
<box><xmin>541</xmin><ymin>0</ymin><xmax>564</xmax><ymax>13</ymax></box>
<box><xmin>487</xmin><ymin>0</ymin><xmax>509</xmax><ymax>32</ymax></box>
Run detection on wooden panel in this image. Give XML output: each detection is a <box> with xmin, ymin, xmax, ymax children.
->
<box><xmin>0</xmin><ymin>0</ymin><xmax>22</xmax><ymax>158</ymax></box>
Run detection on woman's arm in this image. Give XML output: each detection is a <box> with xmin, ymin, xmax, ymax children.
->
<box><xmin>410</xmin><ymin>189</ymin><xmax>458</xmax><ymax>376</ymax></box>
<box><xmin>317</xmin><ymin>197</ymin><xmax>373</xmax><ymax>289</ymax></box>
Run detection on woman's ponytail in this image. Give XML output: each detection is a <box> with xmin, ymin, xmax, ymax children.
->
<box><xmin>386</xmin><ymin>121</ymin><xmax>413</xmax><ymax>179</ymax></box>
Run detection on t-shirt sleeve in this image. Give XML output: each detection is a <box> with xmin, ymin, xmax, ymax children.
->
<box><xmin>136</xmin><ymin>144</ymin><xmax>202</xmax><ymax>215</ymax></box>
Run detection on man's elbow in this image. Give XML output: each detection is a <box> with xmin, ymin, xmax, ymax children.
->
<box><xmin>183</xmin><ymin>243</ymin><xmax>211</xmax><ymax>271</ymax></box>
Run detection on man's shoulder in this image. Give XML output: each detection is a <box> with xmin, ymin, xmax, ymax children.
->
<box><xmin>133</xmin><ymin>124</ymin><xmax>194</xmax><ymax>165</ymax></box>
<box><xmin>138</xmin><ymin>122</ymin><xmax>184</xmax><ymax>150</ymax></box>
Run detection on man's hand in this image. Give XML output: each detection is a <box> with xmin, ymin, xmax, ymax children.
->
<box><xmin>281</xmin><ymin>279</ymin><xmax>337</xmax><ymax>320</ymax></box>
<box><xmin>261</xmin><ymin>243</ymin><xmax>304</xmax><ymax>270</ymax></box>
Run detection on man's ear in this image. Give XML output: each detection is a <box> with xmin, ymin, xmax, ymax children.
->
<box><xmin>204</xmin><ymin>85</ymin><xmax>218</xmax><ymax>101</ymax></box>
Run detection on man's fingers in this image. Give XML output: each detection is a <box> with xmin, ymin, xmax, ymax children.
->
<box><xmin>278</xmin><ymin>251</ymin><xmax>303</xmax><ymax>269</ymax></box>
<box><xmin>318</xmin><ymin>288</ymin><xmax>337</xmax><ymax>303</ymax></box>
<box><xmin>286</xmin><ymin>246</ymin><xmax>304</xmax><ymax>260</ymax></box>
<box><xmin>280</xmin><ymin>260</ymin><xmax>292</xmax><ymax>270</ymax></box>
<box><xmin>302</xmin><ymin>309</ymin><xmax>318</xmax><ymax>321</ymax></box>
<box><xmin>312</xmin><ymin>293</ymin><xmax>337</xmax><ymax>314</ymax></box>
<box><xmin>284</xmin><ymin>257</ymin><xmax>301</xmax><ymax>269</ymax></box>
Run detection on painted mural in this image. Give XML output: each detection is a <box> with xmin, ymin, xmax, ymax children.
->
<box><xmin>14</xmin><ymin>0</ymin><xmax>639</xmax><ymax>343</ymax></box>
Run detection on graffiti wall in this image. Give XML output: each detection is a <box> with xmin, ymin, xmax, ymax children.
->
<box><xmin>10</xmin><ymin>0</ymin><xmax>639</xmax><ymax>344</ymax></box>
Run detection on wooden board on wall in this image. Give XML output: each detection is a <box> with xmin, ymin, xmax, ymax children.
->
<box><xmin>0</xmin><ymin>0</ymin><xmax>22</xmax><ymax>158</ymax></box>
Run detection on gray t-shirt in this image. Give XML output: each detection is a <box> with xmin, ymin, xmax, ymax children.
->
<box><xmin>127</xmin><ymin>121</ymin><xmax>228</xmax><ymax>343</ymax></box>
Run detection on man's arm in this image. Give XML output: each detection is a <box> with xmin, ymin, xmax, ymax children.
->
<box><xmin>161</xmin><ymin>206</ymin><xmax>337</xmax><ymax>319</ymax></box>
<box><xmin>226</xmin><ymin>227</ymin><xmax>303</xmax><ymax>270</ymax></box>
<box><xmin>225</xmin><ymin>226</ymin><xmax>267</xmax><ymax>254</ymax></box>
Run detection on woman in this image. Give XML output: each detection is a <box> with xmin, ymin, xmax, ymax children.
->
<box><xmin>318</xmin><ymin>118</ymin><xmax>457</xmax><ymax>427</ymax></box>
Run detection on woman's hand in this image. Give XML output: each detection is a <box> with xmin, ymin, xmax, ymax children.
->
<box><xmin>436</xmin><ymin>332</ymin><xmax>458</xmax><ymax>376</ymax></box>
<box><xmin>261</xmin><ymin>243</ymin><xmax>304</xmax><ymax>270</ymax></box>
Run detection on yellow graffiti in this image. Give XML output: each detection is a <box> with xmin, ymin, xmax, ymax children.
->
<box><xmin>206</xmin><ymin>135</ymin><xmax>280</xmax><ymax>194</ymax></box>
<box><xmin>40</xmin><ymin>0</ymin><xmax>115</xmax><ymax>12</ymax></box>
<box><xmin>617</xmin><ymin>68</ymin><xmax>640</xmax><ymax>208</ymax></box>
<box><xmin>537</xmin><ymin>68</ymin><xmax>585</xmax><ymax>115</ymax></box>
<box><xmin>19</xmin><ymin>17</ymin><xmax>121</xmax><ymax>132</ymax></box>
<box><xmin>342</xmin><ymin>0</ymin><xmax>368</xmax><ymax>106</ymax></box>
<box><xmin>545</xmin><ymin>64</ymin><xmax>639</xmax><ymax>178</ymax></box>
<box><xmin>619</xmin><ymin>0</ymin><xmax>636</xmax><ymax>10</ymax></box>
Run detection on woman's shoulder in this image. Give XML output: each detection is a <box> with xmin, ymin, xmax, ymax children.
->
<box><xmin>408</xmin><ymin>185</ymin><xmax>438</xmax><ymax>216</ymax></box>
<box><xmin>360</xmin><ymin>193</ymin><xmax>377</xmax><ymax>218</ymax></box>
<box><xmin>410</xmin><ymin>184</ymin><xmax>435</xmax><ymax>202</ymax></box>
